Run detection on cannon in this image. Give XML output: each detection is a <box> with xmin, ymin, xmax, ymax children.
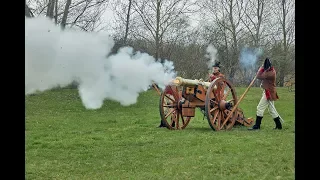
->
<box><xmin>158</xmin><ymin>76</ymin><xmax>254</xmax><ymax>131</ymax></box>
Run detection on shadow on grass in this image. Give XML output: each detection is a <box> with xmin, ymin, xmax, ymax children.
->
<box><xmin>185</xmin><ymin>126</ymin><xmax>216</xmax><ymax>132</ymax></box>
<box><xmin>184</xmin><ymin>125</ymin><xmax>253</xmax><ymax>132</ymax></box>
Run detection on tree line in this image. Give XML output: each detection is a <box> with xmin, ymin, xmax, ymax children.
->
<box><xmin>26</xmin><ymin>0</ymin><xmax>295</xmax><ymax>87</ymax></box>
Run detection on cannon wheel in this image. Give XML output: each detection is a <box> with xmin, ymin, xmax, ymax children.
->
<box><xmin>205</xmin><ymin>77</ymin><xmax>238</xmax><ymax>131</ymax></box>
<box><xmin>159</xmin><ymin>85</ymin><xmax>191</xmax><ymax>130</ymax></box>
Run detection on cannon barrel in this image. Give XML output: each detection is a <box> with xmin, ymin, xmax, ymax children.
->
<box><xmin>171</xmin><ymin>77</ymin><xmax>211</xmax><ymax>88</ymax></box>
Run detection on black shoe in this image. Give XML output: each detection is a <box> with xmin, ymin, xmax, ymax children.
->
<box><xmin>158</xmin><ymin>121</ymin><xmax>167</xmax><ymax>128</ymax></box>
<box><xmin>248</xmin><ymin>124</ymin><xmax>260</xmax><ymax>130</ymax></box>
<box><xmin>248</xmin><ymin>115</ymin><xmax>263</xmax><ymax>130</ymax></box>
<box><xmin>273</xmin><ymin>117</ymin><xmax>282</xmax><ymax>130</ymax></box>
<box><xmin>158</xmin><ymin>121</ymin><xmax>175</xmax><ymax>128</ymax></box>
<box><xmin>171</xmin><ymin>121</ymin><xmax>175</xmax><ymax>127</ymax></box>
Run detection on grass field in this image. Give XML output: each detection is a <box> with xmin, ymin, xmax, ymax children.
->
<box><xmin>25</xmin><ymin>87</ymin><xmax>295</xmax><ymax>180</ymax></box>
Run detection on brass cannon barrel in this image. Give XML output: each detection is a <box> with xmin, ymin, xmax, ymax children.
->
<box><xmin>171</xmin><ymin>76</ymin><xmax>211</xmax><ymax>88</ymax></box>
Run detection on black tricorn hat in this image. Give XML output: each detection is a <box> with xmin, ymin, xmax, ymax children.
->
<box><xmin>263</xmin><ymin>58</ymin><xmax>272</xmax><ymax>70</ymax></box>
<box><xmin>212</xmin><ymin>61</ymin><xmax>221</xmax><ymax>68</ymax></box>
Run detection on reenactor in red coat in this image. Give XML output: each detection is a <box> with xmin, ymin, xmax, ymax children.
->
<box><xmin>248</xmin><ymin>58</ymin><xmax>282</xmax><ymax>130</ymax></box>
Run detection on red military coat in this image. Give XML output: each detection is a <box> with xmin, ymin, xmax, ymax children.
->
<box><xmin>209</xmin><ymin>72</ymin><xmax>225</xmax><ymax>82</ymax></box>
<box><xmin>256</xmin><ymin>67</ymin><xmax>279</xmax><ymax>101</ymax></box>
<box><xmin>209</xmin><ymin>72</ymin><xmax>225</xmax><ymax>98</ymax></box>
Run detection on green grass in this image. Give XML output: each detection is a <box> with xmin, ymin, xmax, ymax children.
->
<box><xmin>25</xmin><ymin>87</ymin><xmax>295</xmax><ymax>180</ymax></box>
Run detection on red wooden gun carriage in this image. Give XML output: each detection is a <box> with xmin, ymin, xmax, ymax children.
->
<box><xmin>155</xmin><ymin>76</ymin><xmax>254</xmax><ymax>131</ymax></box>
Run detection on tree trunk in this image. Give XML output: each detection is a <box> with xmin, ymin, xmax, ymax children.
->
<box><xmin>46</xmin><ymin>0</ymin><xmax>55</xmax><ymax>19</ymax></box>
<box><xmin>123</xmin><ymin>0</ymin><xmax>132</xmax><ymax>45</ymax></box>
<box><xmin>55</xmin><ymin>0</ymin><xmax>58</xmax><ymax>24</ymax></box>
<box><xmin>61</xmin><ymin>0</ymin><xmax>72</xmax><ymax>29</ymax></box>
<box><xmin>279</xmin><ymin>0</ymin><xmax>288</xmax><ymax>87</ymax></box>
<box><xmin>155</xmin><ymin>0</ymin><xmax>161</xmax><ymax>62</ymax></box>
<box><xmin>25</xmin><ymin>2</ymin><xmax>32</xmax><ymax>18</ymax></box>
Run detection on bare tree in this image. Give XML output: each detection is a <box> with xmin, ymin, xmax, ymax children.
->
<box><xmin>61</xmin><ymin>0</ymin><xmax>72</xmax><ymax>29</ymax></box>
<box><xmin>272</xmin><ymin>0</ymin><xmax>295</xmax><ymax>86</ymax></box>
<box><xmin>27</xmin><ymin>0</ymin><xmax>109</xmax><ymax>31</ymax></box>
<box><xmin>25</xmin><ymin>0</ymin><xmax>34</xmax><ymax>17</ymax></box>
<box><xmin>132</xmin><ymin>0</ymin><xmax>197</xmax><ymax>62</ymax></box>
<box><xmin>110</xmin><ymin>0</ymin><xmax>135</xmax><ymax>46</ymax></box>
<box><xmin>240</xmin><ymin>0</ymin><xmax>270</xmax><ymax>47</ymax></box>
<box><xmin>55</xmin><ymin>0</ymin><xmax>58</xmax><ymax>23</ymax></box>
<box><xmin>67</xmin><ymin>0</ymin><xmax>109</xmax><ymax>31</ymax></box>
<box><xmin>198</xmin><ymin>0</ymin><xmax>246</xmax><ymax>81</ymax></box>
<box><xmin>26</xmin><ymin>0</ymin><xmax>295</xmax><ymax>86</ymax></box>
<box><xmin>46</xmin><ymin>0</ymin><xmax>55</xmax><ymax>18</ymax></box>
<box><xmin>124</xmin><ymin>0</ymin><xmax>133</xmax><ymax>45</ymax></box>
<box><xmin>27</xmin><ymin>0</ymin><xmax>54</xmax><ymax>17</ymax></box>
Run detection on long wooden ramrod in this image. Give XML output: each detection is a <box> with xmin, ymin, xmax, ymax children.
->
<box><xmin>152</xmin><ymin>83</ymin><xmax>161</xmax><ymax>96</ymax></box>
<box><xmin>219</xmin><ymin>72</ymin><xmax>259</xmax><ymax>129</ymax></box>
<box><xmin>220</xmin><ymin>62</ymin><xmax>264</xmax><ymax>129</ymax></box>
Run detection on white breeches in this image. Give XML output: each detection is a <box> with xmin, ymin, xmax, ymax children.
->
<box><xmin>256</xmin><ymin>91</ymin><xmax>279</xmax><ymax>118</ymax></box>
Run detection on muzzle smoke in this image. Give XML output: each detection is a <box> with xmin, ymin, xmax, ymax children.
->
<box><xmin>205</xmin><ymin>44</ymin><xmax>218</xmax><ymax>68</ymax></box>
<box><xmin>239</xmin><ymin>47</ymin><xmax>263</xmax><ymax>68</ymax></box>
<box><xmin>239</xmin><ymin>46</ymin><xmax>263</xmax><ymax>84</ymax></box>
<box><xmin>25</xmin><ymin>16</ymin><xmax>176</xmax><ymax>109</ymax></box>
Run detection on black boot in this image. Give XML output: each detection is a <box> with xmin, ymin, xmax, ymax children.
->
<box><xmin>248</xmin><ymin>116</ymin><xmax>263</xmax><ymax>130</ymax></box>
<box><xmin>273</xmin><ymin>117</ymin><xmax>282</xmax><ymax>130</ymax></box>
<box><xmin>158</xmin><ymin>120</ymin><xmax>175</xmax><ymax>128</ymax></box>
<box><xmin>158</xmin><ymin>120</ymin><xmax>167</xmax><ymax>128</ymax></box>
<box><xmin>171</xmin><ymin>121</ymin><xmax>175</xmax><ymax>127</ymax></box>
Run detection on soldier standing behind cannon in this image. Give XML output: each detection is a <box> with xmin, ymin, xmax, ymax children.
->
<box><xmin>208</xmin><ymin>61</ymin><xmax>225</xmax><ymax>81</ymax></box>
<box><xmin>248</xmin><ymin>58</ymin><xmax>282</xmax><ymax>130</ymax></box>
<box><xmin>208</xmin><ymin>61</ymin><xmax>227</xmax><ymax>100</ymax></box>
<box><xmin>195</xmin><ymin>61</ymin><xmax>226</xmax><ymax>116</ymax></box>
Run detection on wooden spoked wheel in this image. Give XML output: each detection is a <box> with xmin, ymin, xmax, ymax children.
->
<box><xmin>205</xmin><ymin>77</ymin><xmax>238</xmax><ymax>131</ymax></box>
<box><xmin>159</xmin><ymin>85</ymin><xmax>192</xmax><ymax>130</ymax></box>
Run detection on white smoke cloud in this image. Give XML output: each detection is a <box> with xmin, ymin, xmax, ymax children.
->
<box><xmin>239</xmin><ymin>46</ymin><xmax>263</xmax><ymax>84</ymax></box>
<box><xmin>204</xmin><ymin>44</ymin><xmax>218</xmax><ymax>68</ymax></box>
<box><xmin>239</xmin><ymin>46</ymin><xmax>263</xmax><ymax>68</ymax></box>
<box><xmin>25</xmin><ymin>16</ymin><xmax>176</xmax><ymax>109</ymax></box>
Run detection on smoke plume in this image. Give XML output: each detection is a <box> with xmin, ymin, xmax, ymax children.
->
<box><xmin>239</xmin><ymin>46</ymin><xmax>263</xmax><ymax>84</ymax></box>
<box><xmin>239</xmin><ymin>46</ymin><xmax>263</xmax><ymax>68</ymax></box>
<box><xmin>205</xmin><ymin>44</ymin><xmax>218</xmax><ymax>68</ymax></box>
<box><xmin>25</xmin><ymin>16</ymin><xmax>176</xmax><ymax>109</ymax></box>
